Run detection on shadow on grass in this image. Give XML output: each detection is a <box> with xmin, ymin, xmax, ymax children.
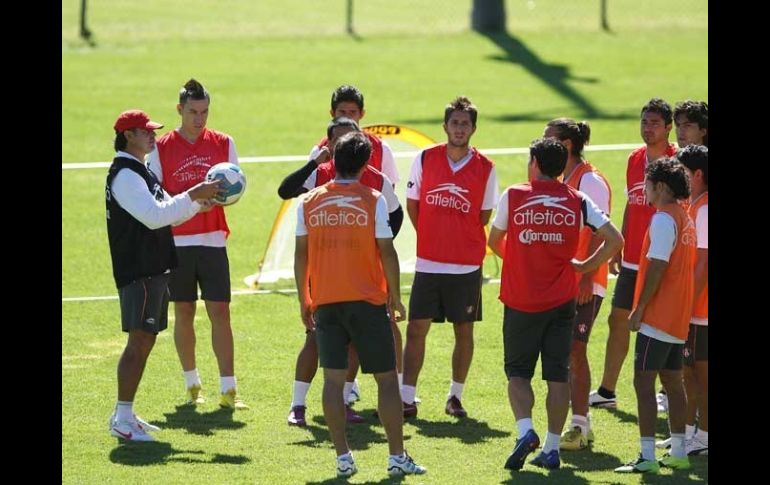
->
<box><xmin>500</xmin><ymin>467</ymin><xmax>589</xmax><ymax>484</ymax></box>
<box><xmin>602</xmin><ymin>407</ymin><xmax>670</xmax><ymax>435</ymax></box>
<box><xmin>155</xmin><ymin>404</ymin><xmax>247</xmax><ymax>436</ymax></box>
<box><xmin>109</xmin><ymin>441</ymin><xmax>250</xmax><ymax>466</ymax></box>
<box><xmin>288</xmin><ymin>414</ymin><xmax>388</xmax><ymax>451</ymax></box>
<box><xmin>307</xmin><ymin>475</ymin><xmax>409</xmax><ymax>485</ymax></box>
<box><xmin>407</xmin><ymin>415</ymin><xmax>511</xmax><ymax>444</ymax></box>
<box><xmin>559</xmin><ymin>448</ymin><xmax>623</xmax><ymax>471</ymax></box>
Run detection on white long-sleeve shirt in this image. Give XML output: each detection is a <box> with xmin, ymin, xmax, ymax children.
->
<box><xmin>110</xmin><ymin>151</ymin><xmax>201</xmax><ymax>230</ymax></box>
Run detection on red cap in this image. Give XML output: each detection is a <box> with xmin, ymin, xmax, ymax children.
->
<box><xmin>114</xmin><ymin>109</ymin><xmax>164</xmax><ymax>133</ymax></box>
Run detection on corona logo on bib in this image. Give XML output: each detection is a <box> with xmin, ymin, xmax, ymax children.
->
<box><xmin>425</xmin><ymin>183</ymin><xmax>471</xmax><ymax>213</ymax></box>
<box><xmin>308</xmin><ymin>195</ymin><xmax>369</xmax><ymax>227</ymax></box>
<box><xmin>206</xmin><ymin>162</ymin><xmax>246</xmax><ymax>206</ymax></box>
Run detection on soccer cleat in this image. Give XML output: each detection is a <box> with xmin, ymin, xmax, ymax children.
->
<box><xmin>655</xmin><ymin>437</ymin><xmax>672</xmax><ymax>449</ymax></box>
<box><xmin>345</xmin><ymin>404</ymin><xmax>365</xmax><ymax>424</ymax></box>
<box><xmin>614</xmin><ymin>455</ymin><xmax>660</xmax><ymax>474</ymax></box>
<box><xmin>287</xmin><ymin>405</ymin><xmax>307</xmax><ymax>427</ymax></box>
<box><xmin>560</xmin><ymin>426</ymin><xmax>588</xmax><ymax>451</ymax></box>
<box><xmin>346</xmin><ymin>387</ymin><xmax>361</xmax><ymax>404</ymax></box>
<box><xmin>134</xmin><ymin>414</ymin><xmax>160</xmax><ymax>432</ymax></box>
<box><xmin>110</xmin><ymin>419</ymin><xmax>156</xmax><ymax>442</ymax></box>
<box><xmin>219</xmin><ymin>388</ymin><xmax>250</xmax><ymax>410</ymax></box>
<box><xmin>388</xmin><ymin>451</ymin><xmax>427</xmax><ymax>476</ymax></box>
<box><xmin>685</xmin><ymin>436</ymin><xmax>708</xmax><ymax>456</ymax></box>
<box><xmin>588</xmin><ymin>390</ymin><xmax>617</xmax><ymax>409</ymax></box>
<box><xmin>659</xmin><ymin>453</ymin><xmax>691</xmax><ymax>469</ymax></box>
<box><xmin>445</xmin><ymin>395</ymin><xmax>468</xmax><ymax>418</ymax></box>
<box><xmin>336</xmin><ymin>454</ymin><xmax>358</xmax><ymax>478</ymax></box>
<box><xmin>530</xmin><ymin>449</ymin><xmax>561</xmax><ymax>469</ymax></box>
<box><xmin>403</xmin><ymin>401</ymin><xmax>418</xmax><ymax>418</ymax></box>
<box><xmin>186</xmin><ymin>384</ymin><xmax>205</xmax><ymax>405</ymax></box>
<box><xmin>656</xmin><ymin>392</ymin><xmax>669</xmax><ymax>413</ymax></box>
<box><xmin>504</xmin><ymin>429</ymin><xmax>540</xmax><ymax>471</ymax></box>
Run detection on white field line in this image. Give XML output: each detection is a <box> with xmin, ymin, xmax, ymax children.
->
<box><xmin>61</xmin><ymin>143</ymin><xmax>641</xmax><ymax>170</ymax></box>
<box><xmin>62</xmin><ymin>274</ymin><xmax>617</xmax><ymax>302</ymax></box>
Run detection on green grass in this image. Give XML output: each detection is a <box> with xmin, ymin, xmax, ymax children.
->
<box><xmin>62</xmin><ymin>1</ymin><xmax>707</xmax><ymax>482</ymax></box>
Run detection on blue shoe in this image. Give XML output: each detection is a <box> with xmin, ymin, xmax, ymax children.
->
<box><xmin>530</xmin><ymin>450</ymin><xmax>560</xmax><ymax>469</ymax></box>
<box><xmin>504</xmin><ymin>429</ymin><xmax>540</xmax><ymax>470</ymax></box>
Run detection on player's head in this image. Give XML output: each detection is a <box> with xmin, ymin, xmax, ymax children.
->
<box><xmin>544</xmin><ymin>118</ymin><xmax>591</xmax><ymax>157</ymax></box>
<box><xmin>674</xmin><ymin>100</ymin><xmax>708</xmax><ymax>148</ymax></box>
<box><xmin>443</xmin><ymin>96</ymin><xmax>477</xmax><ymax>148</ymax></box>
<box><xmin>177</xmin><ymin>78</ymin><xmax>210</xmax><ymax>135</ymax></box>
<box><xmin>331</xmin><ymin>85</ymin><xmax>365</xmax><ymax>121</ymax></box>
<box><xmin>676</xmin><ymin>144</ymin><xmax>708</xmax><ymax>188</ymax></box>
<box><xmin>334</xmin><ymin>131</ymin><xmax>372</xmax><ymax>179</ymax></box>
<box><xmin>644</xmin><ymin>157</ymin><xmax>690</xmax><ymax>204</ymax></box>
<box><xmin>529</xmin><ymin>137</ymin><xmax>568</xmax><ymax>179</ymax></box>
<box><xmin>113</xmin><ymin>109</ymin><xmax>163</xmax><ymax>154</ymax></box>
<box><xmin>326</xmin><ymin>116</ymin><xmax>361</xmax><ymax>155</ymax></box>
<box><xmin>640</xmin><ymin>97</ymin><xmax>673</xmax><ymax>146</ymax></box>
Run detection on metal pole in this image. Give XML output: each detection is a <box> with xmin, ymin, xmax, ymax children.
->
<box><xmin>600</xmin><ymin>0</ymin><xmax>610</xmax><ymax>31</ymax></box>
<box><xmin>346</xmin><ymin>0</ymin><xmax>354</xmax><ymax>34</ymax></box>
<box><xmin>80</xmin><ymin>0</ymin><xmax>92</xmax><ymax>40</ymax></box>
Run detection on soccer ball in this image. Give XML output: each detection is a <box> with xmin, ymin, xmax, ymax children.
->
<box><xmin>206</xmin><ymin>162</ymin><xmax>246</xmax><ymax>206</ymax></box>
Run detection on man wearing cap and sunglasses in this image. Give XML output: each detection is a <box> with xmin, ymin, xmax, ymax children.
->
<box><xmin>106</xmin><ymin>109</ymin><xmax>222</xmax><ymax>442</ymax></box>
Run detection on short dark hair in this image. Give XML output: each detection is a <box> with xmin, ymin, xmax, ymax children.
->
<box><xmin>114</xmin><ymin>131</ymin><xmax>128</xmax><ymax>151</ymax></box>
<box><xmin>641</xmin><ymin>97</ymin><xmax>673</xmax><ymax>125</ymax></box>
<box><xmin>326</xmin><ymin>116</ymin><xmax>360</xmax><ymax>140</ymax></box>
<box><xmin>444</xmin><ymin>96</ymin><xmax>478</xmax><ymax>126</ymax></box>
<box><xmin>674</xmin><ymin>100</ymin><xmax>708</xmax><ymax>147</ymax></box>
<box><xmin>645</xmin><ymin>157</ymin><xmax>690</xmax><ymax>200</ymax></box>
<box><xmin>334</xmin><ymin>132</ymin><xmax>372</xmax><ymax>178</ymax></box>
<box><xmin>331</xmin><ymin>85</ymin><xmax>364</xmax><ymax>111</ymax></box>
<box><xmin>179</xmin><ymin>78</ymin><xmax>210</xmax><ymax>105</ymax></box>
<box><xmin>546</xmin><ymin>118</ymin><xmax>591</xmax><ymax>157</ymax></box>
<box><xmin>529</xmin><ymin>137</ymin><xmax>568</xmax><ymax>178</ymax></box>
<box><xmin>676</xmin><ymin>144</ymin><xmax>708</xmax><ymax>186</ymax></box>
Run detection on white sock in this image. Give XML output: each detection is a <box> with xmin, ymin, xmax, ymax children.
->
<box><xmin>516</xmin><ymin>418</ymin><xmax>533</xmax><ymax>437</ymax></box>
<box><xmin>397</xmin><ymin>373</ymin><xmax>403</xmax><ymax>388</ymax></box>
<box><xmin>670</xmin><ymin>433</ymin><xmax>686</xmax><ymax>458</ymax></box>
<box><xmin>641</xmin><ymin>437</ymin><xmax>655</xmax><ymax>461</ymax></box>
<box><xmin>343</xmin><ymin>382</ymin><xmax>354</xmax><ymax>402</ymax></box>
<box><xmin>389</xmin><ymin>452</ymin><xmax>407</xmax><ymax>462</ymax></box>
<box><xmin>571</xmin><ymin>415</ymin><xmax>588</xmax><ymax>436</ymax></box>
<box><xmin>685</xmin><ymin>424</ymin><xmax>696</xmax><ymax>439</ymax></box>
<box><xmin>291</xmin><ymin>380</ymin><xmax>311</xmax><ymax>408</ymax></box>
<box><xmin>542</xmin><ymin>432</ymin><xmax>561</xmax><ymax>454</ymax></box>
<box><xmin>183</xmin><ymin>369</ymin><xmax>201</xmax><ymax>389</ymax></box>
<box><xmin>352</xmin><ymin>379</ymin><xmax>360</xmax><ymax>396</ymax></box>
<box><xmin>337</xmin><ymin>451</ymin><xmax>353</xmax><ymax>461</ymax></box>
<box><xmin>116</xmin><ymin>401</ymin><xmax>134</xmax><ymax>422</ymax></box>
<box><xmin>448</xmin><ymin>380</ymin><xmax>465</xmax><ymax>400</ymax></box>
<box><xmin>401</xmin><ymin>385</ymin><xmax>416</xmax><ymax>404</ymax></box>
<box><xmin>695</xmin><ymin>429</ymin><xmax>708</xmax><ymax>444</ymax></box>
<box><xmin>220</xmin><ymin>376</ymin><xmax>236</xmax><ymax>394</ymax></box>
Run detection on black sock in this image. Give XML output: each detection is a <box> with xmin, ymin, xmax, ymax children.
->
<box><xmin>597</xmin><ymin>386</ymin><xmax>616</xmax><ymax>399</ymax></box>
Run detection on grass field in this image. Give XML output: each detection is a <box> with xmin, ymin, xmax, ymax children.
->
<box><xmin>62</xmin><ymin>1</ymin><xmax>707</xmax><ymax>483</ymax></box>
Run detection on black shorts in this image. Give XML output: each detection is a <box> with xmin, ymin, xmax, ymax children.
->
<box><xmin>408</xmin><ymin>269</ymin><xmax>482</xmax><ymax>323</ymax></box>
<box><xmin>503</xmin><ymin>299</ymin><xmax>576</xmax><ymax>383</ymax></box>
<box><xmin>314</xmin><ymin>301</ymin><xmax>396</xmax><ymax>374</ymax></box>
<box><xmin>573</xmin><ymin>295</ymin><xmax>604</xmax><ymax>343</ymax></box>
<box><xmin>634</xmin><ymin>332</ymin><xmax>683</xmax><ymax>371</ymax></box>
<box><xmin>684</xmin><ymin>324</ymin><xmax>708</xmax><ymax>365</ymax></box>
<box><xmin>611</xmin><ymin>267</ymin><xmax>638</xmax><ymax>311</ymax></box>
<box><xmin>118</xmin><ymin>273</ymin><xmax>170</xmax><ymax>334</ymax></box>
<box><xmin>168</xmin><ymin>246</ymin><xmax>231</xmax><ymax>302</ymax></box>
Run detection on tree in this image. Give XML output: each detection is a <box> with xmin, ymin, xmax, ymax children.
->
<box><xmin>471</xmin><ymin>0</ymin><xmax>506</xmax><ymax>33</ymax></box>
